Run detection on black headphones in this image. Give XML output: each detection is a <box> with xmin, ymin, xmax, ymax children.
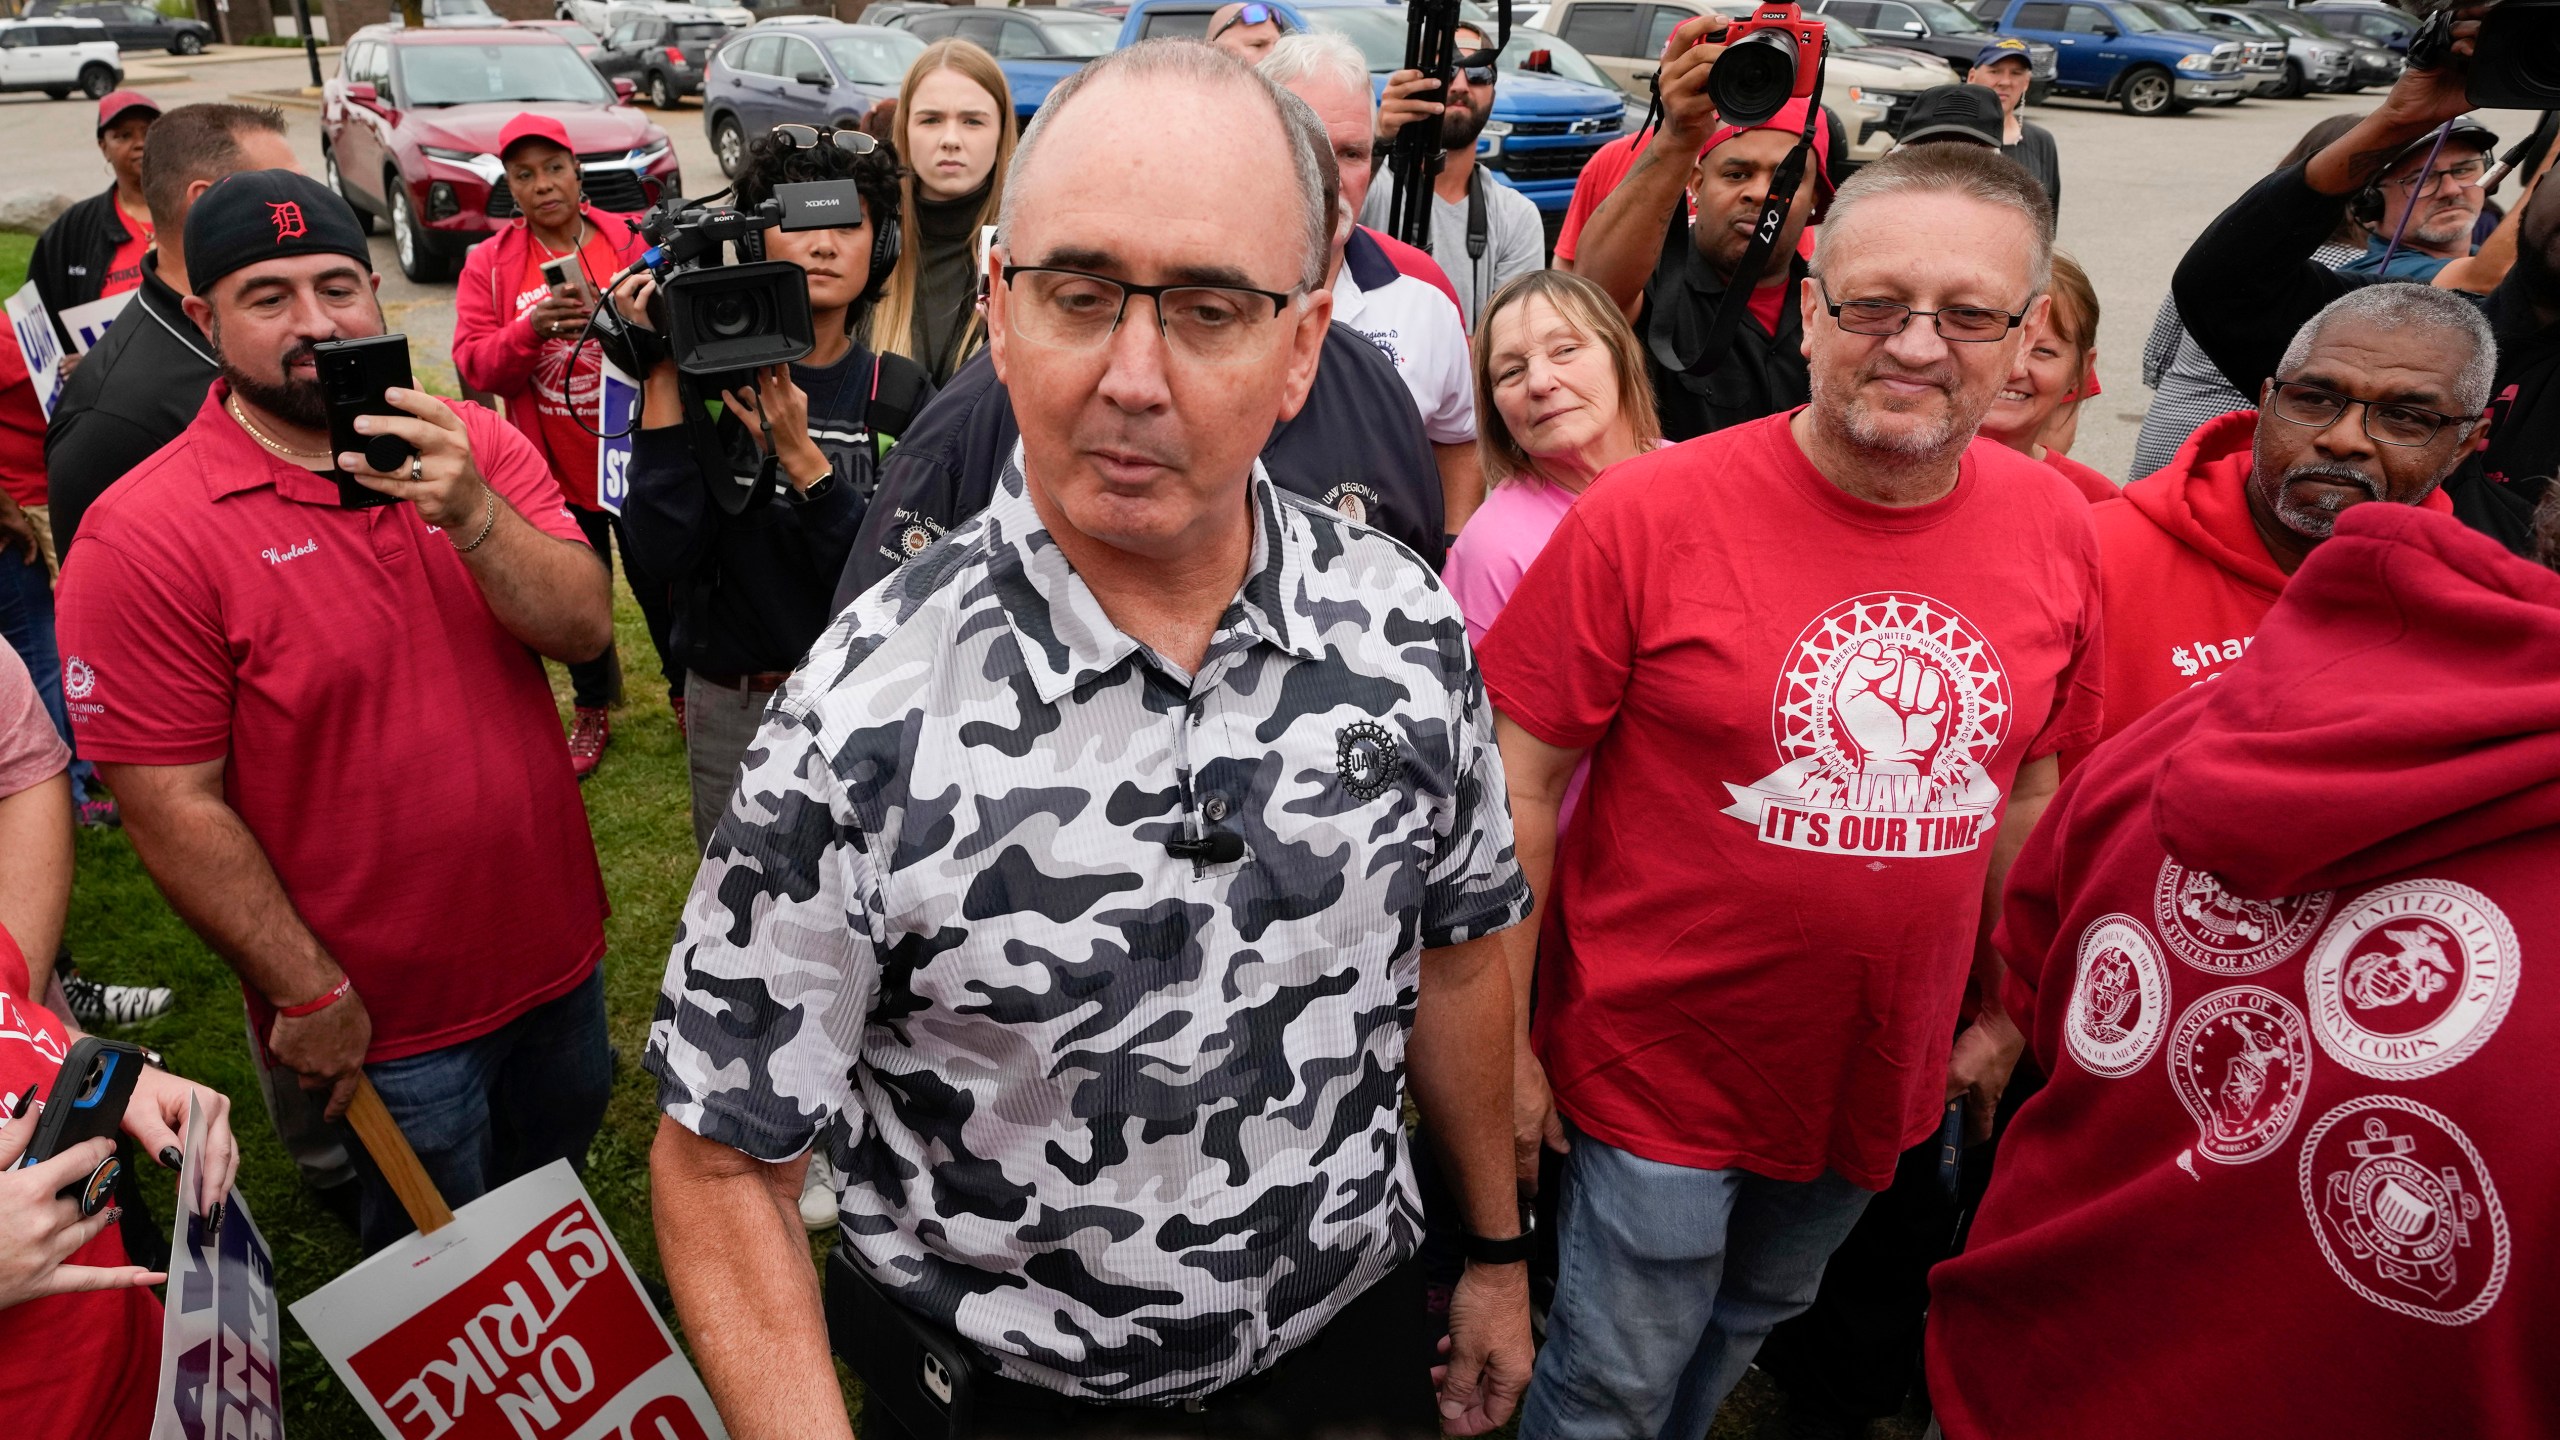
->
<box><xmin>2349</xmin><ymin>180</ymin><xmax>2385</xmax><ymax>227</ymax></box>
<box><xmin>863</xmin><ymin>204</ymin><xmax>900</xmax><ymax>307</ymax></box>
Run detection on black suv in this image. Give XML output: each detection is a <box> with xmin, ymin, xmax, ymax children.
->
<box><xmin>23</xmin><ymin>0</ymin><xmax>211</xmax><ymax>53</ymax></box>
<box><xmin>592</xmin><ymin>5</ymin><xmax>734</xmax><ymax>108</ymax></box>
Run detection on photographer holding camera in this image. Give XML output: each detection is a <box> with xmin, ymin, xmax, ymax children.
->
<box><xmin>1568</xmin><ymin>13</ymin><xmax>1841</xmax><ymax>442</ymax></box>
<box><xmin>2172</xmin><ymin>0</ymin><xmax>2559</xmax><ymax>550</ymax></box>
<box><xmin>609</xmin><ymin>127</ymin><xmax>932</xmax><ymax>848</ymax></box>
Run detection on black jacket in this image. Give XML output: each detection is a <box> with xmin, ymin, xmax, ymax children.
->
<box><xmin>2174</xmin><ymin>162</ymin><xmax>2556</xmax><ymax>553</ymax></box>
<box><xmin>43</xmin><ymin>252</ymin><xmax>217</xmax><ymax>556</ymax></box>
<box><xmin>28</xmin><ymin>186</ymin><xmax>141</xmax><ymax>349</ymax></box>
<box><xmin>623</xmin><ymin>346</ymin><xmax>933</xmax><ymax>677</ymax></box>
<box><xmin>832</xmin><ymin>321</ymin><xmax>1446</xmax><ymax>613</ymax></box>
<box><xmin>1640</xmin><ymin>210</ymin><xmax>1812</xmax><ymax>443</ymax></box>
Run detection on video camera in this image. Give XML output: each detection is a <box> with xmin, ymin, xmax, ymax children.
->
<box><xmin>621</xmin><ymin>178</ymin><xmax>868</xmax><ymax>385</ymax></box>
<box><xmin>1706</xmin><ymin>2</ymin><xmax>1827</xmax><ymax>128</ymax></box>
<box><xmin>2405</xmin><ymin>0</ymin><xmax>2559</xmax><ymax>108</ymax></box>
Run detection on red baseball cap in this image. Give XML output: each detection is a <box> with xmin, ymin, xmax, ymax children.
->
<box><xmin>95</xmin><ymin>90</ymin><xmax>159</xmax><ymax>135</ymax></box>
<box><xmin>1701</xmin><ymin>98</ymin><xmax>1835</xmax><ymax>200</ymax></box>
<box><xmin>496</xmin><ymin>113</ymin><xmax>576</xmax><ymax>160</ymax></box>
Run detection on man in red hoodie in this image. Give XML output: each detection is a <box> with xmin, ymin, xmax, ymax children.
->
<box><xmin>1926</xmin><ymin>494</ymin><xmax>2560</xmax><ymax>1439</ymax></box>
<box><xmin>2071</xmin><ymin>283</ymin><xmax>2493</xmax><ymax>766</ymax></box>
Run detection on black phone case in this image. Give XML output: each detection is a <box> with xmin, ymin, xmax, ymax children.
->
<box><xmin>314</xmin><ymin>333</ymin><xmax>416</xmax><ymax>510</ymax></box>
<box><xmin>25</xmin><ymin>1037</ymin><xmax>145</xmax><ymax>1202</ymax></box>
<box><xmin>824</xmin><ymin>1245</ymin><xmax>977</xmax><ymax>1440</ymax></box>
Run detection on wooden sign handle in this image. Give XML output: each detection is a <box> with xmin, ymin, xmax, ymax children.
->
<box><xmin>345</xmin><ymin>1075</ymin><xmax>455</xmax><ymax>1235</ymax></box>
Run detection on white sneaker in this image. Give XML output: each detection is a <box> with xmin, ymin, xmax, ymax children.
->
<box><xmin>799</xmin><ymin>1152</ymin><xmax>838</xmax><ymax>1232</ymax></box>
<box><xmin>64</xmin><ymin>975</ymin><xmax>175</xmax><ymax>1028</ymax></box>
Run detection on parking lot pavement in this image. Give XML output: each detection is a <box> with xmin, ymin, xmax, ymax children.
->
<box><xmin>2</xmin><ymin>59</ymin><xmax>2542</xmax><ymax>479</ymax></box>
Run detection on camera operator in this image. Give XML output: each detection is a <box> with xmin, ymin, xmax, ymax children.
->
<box><xmin>609</xmin><ymin>128</ymin><xmax>932</xmax><ymax>848</ymax></box>
<box><xmin>454</xmin><ymin>115</ymin><xmax>674</xmax><ymax>779</ymax></box>
<box><xmin>55</xmin><ymin>171</ymin><xmax>617</xmax><ymax>1255</ymax></box>
<box><xmin>1366</xmin><ymin>22</ymin><xmax>1546</xmax><ymax>331</ymax></box>
<box><xmin>2172</xmin><ymin>3</ymin><xmax>2559</xmax><ymax>550</ymax></box>
<box><xmin>1570</xmin><ymin>15</ymin><xmax>1836</xmax><ymax>441</ymax></box>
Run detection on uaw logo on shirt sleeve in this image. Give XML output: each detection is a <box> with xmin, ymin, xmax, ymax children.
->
<box><xmin>2305</xmin><ymin>879</ymin><xmax>2517</xmax><ymax>1082</ymax></box>
<box><xmin>2168</xmin><ymin>985</ymin><xmax>2312</xmax><ymax>1165</ymax></box>
<box><xmin>1721</xmin><ymin>592</ymin><xmax>2012</xmax><ymax>858</ymax></box>
<box><xmin>2299</xmin><ymin>1096</ymin><xmax>2508</xmax><ymax>1325</ymax></box>
<box><xmin>2064</xmin><ymin>915</ymin><xmax>2170</xmax><ymax>1079</ymax></box>
<box><xmin>2154</xmin><ymin>857</ymin><xmax>2331</xmax><ymax>975</ymax></box>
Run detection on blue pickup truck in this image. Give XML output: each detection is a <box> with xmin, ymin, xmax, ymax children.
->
<box><xmin>1971</xmin><ymin>0</ymin><xmax>2249</xmax><ymax>113</ymax></box>
<box><xmin>1119</xmin><ymin>0</ymin><xmax>1629</xmax><ymax>240</ymax></box>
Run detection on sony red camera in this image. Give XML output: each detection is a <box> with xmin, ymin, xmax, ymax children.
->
<box><xmin>1705</xmin><ymin>1</ymin><xmax>1827</xmax><ymax>126</ymax></box>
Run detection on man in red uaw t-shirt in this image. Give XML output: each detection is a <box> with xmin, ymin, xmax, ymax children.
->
<box><xmin>1929</xmin><ymin>500</ymin><xmax>2560</xmax><ymax>1439</ymax></box>
<box><xmin>2066</xmin><ymin>285</ymin><xmax>2490</xmax><ymax>771</ymax></box>
<box><xmin>54</xmin><ymin>171</ymin><xmax>616</xmax><ymax>1253</ymax></box>
<box><xmin>1479</xmin><ymin>142</ymin><xmax>2099</xmax><ymax>1436</ymax></box>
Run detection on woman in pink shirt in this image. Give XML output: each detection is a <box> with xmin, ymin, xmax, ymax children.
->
<box><xmin>1443</xmin><ymin>270</ymin><xmax>1662</xmax><ymax>832</ymax></box>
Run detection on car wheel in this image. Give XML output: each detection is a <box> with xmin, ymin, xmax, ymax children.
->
<box><xmin>2118</xmin><ymin>65</ymin><xmax>2173</xmax><ymax>116</ymax></box>
<box><xmin>713</xmin><ymin>114</ymin><xmax>746</xmax><ymax>177</ymax></box>
<box><xmin>391</xmin><ymin>183</ymin><xmax>450</xmax><ymax>283</ymax></box>
<box><xmin>649</xmin><ymin>70</ymin><xmax>677</xmax><ymax>109</ymax></box>
<box><xmin>78</xmin><ymin>65</ymin><xmax>116</xmax><ymax>101</ymax></box>
<box><xmin>2279</xmin><ymin>59</ymin><xmax>2305</xmax><ymax>97</ymax></box>
<box><xmin>174</xmin><ymin>30</ymin><xmax>202</xmax><ymax>54</ymax></box>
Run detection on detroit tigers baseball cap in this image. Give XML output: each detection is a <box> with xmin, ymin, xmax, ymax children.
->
<box><xmin>95</xmin><ymin>90</ymin><xmax>159</xmax><ymax>135</ymax></box>
<box><xmin>185</xmin><ymin>169</ymin><xmax>375</xmax><ymax>297</ymax></box>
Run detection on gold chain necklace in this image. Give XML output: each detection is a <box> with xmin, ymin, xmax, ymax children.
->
<box><xmin>226</xmin><ymin>395</ymin><xmax>331</xmax><ymax>460</ymax></box>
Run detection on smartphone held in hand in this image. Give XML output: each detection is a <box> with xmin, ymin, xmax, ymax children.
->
<box><xmin>315</xmin><ymin>334</ymin><xmax>417</xmax><ymax>510</ymax></box>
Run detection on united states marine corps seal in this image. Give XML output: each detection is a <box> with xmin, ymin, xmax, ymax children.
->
<box><xmin>2153</xmin><ymin>856</ymin><xmax>2329</xmax><ymax>975</ymax></box>
<box><xmin>2305</xmin><ymin>879</ymin><xmax>2518</xmax><ymax>1082</ymax></box>
<box><xmin>1336</xmin><ymin>721</ymin><xmax>1401</xmax><ymax>801</ymax></box>
<box><xmin>2064</xmin><ymin>915</ymin><xmax>2170</xmax><ymax>1079</ymax></box>
<box><xmin>2168</xmin><ymin>985</ymin><xmax>2312</xmax><ymax>1165</ymax></box>
<box><xmin>2299</xmin><ymin>1096</ymin><xmax>2508</xmax><ymax>1325</ymax></box>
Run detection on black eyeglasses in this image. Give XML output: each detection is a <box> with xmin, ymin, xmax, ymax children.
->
<box><xmin>999</xmin><ymin>265</ymin><xmax>1296</xmax><ymax>364</ymax></box>
<box><xmin>2383</xmin><ymin>156</ymin><xmax>2490</xmax><ymax>195</ymax></box>
<box><xmin>771</xmin><ymin>123</ymin><xmax>879</xmax><ymax>158</ymax></box>
<box><xmin>1816</xmin><ymin>279</ymin><xmax>2030</xmax><ymax>343</ymax></box>
<box><xmin>2267</xmin><ymin>381</ymin><xmax>2473</xmax><ymax>448</ymax></box>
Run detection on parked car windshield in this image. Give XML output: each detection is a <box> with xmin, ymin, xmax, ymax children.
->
<box><xmin>2107</xmin><ymin>4</ymin><xmax>2165</xmax><ymax>30</ymax></box>
<box><xmin>1909</xmin><ymin>0</ymin><xmax>1987</xmax><ymax>31</ymax></box>
<box><xmin>398</xmin><ymin>41</ymin><xmax>615</xmax><ymax>104</ymax></box>
<box><xmin>823</xmin><ymin>27</ymin><xmax>924</xmax><ymax>82</ymax></box>
<box><xmin>671</xmin><ymin>20</ymin><xmax>727</xmax><ymax>42</ymax></box>
<box><xmin>1502</xmin><ymin>24</ymin><xmax>1613</xmax><ymax>87</ymax></box>
<box><xmin>1034</xmin><ymin>12</ymin><xmax>1120</xmax><ymax>55</ymax></box>
<box><xmin>2136</xmin><ymin>1</ymin><xmax>2219</xmax><ymax>30</ymax></box>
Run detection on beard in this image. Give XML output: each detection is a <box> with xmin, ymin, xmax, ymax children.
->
<box><xmin>213</xmin><ymin>327</ymin><xmax>330</xmax><ymax>431</ymax></box>
<box><xmin>1811</xmin><ymin>353</ymin><xmax>1988</xmax><ymax>463</ymax></box>
<box><xmin>1440</xmin><ymin>98</ymin><xmax>1491</xmax><ymax>154</ymax></box>
<box><xmin>2267</xmin><ymin>461</ymin><xmax>2384</xmax><ymax>540</ymax></box>
<box><xmin>2410</xmin><ymin>205</ymin><xmax>2477</xmax><ymax>249</ymax></box>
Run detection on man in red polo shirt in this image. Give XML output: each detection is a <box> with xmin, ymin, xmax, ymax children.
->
<box><xmin>1479</xmin><ymin>142</ymin><xmax>2099</xmax><ymax>1435</ymax></box>
<box><xmin>55</xmin><ymin>171</ymin><xmax>616</xmax><ymax>1252</ymax></box>
<box><xmin>1927</xmin><ymin>497</ymin><xmax>2560</xmax><ymax>1439</ymax></box>
<box><xmin>2065</xmin><ymin>284</ymin><xmax>2495</xmax><ymax>770</ymax></box>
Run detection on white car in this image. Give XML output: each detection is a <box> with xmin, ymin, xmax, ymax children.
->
<box><xmin>560</xmin><ymin>0</ymin><xmax>752</xmax><ymax>33</ymax></box>
<box><xmin>0</xmin><ymin>16</ymin><xmax>122</xmax><ymax>100</ymax></box>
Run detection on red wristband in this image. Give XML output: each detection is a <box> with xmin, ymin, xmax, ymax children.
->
<box><xmin>276</xmin><ymin>977</ymin><xmax>353</xmax><ymax>1018</ymax></box>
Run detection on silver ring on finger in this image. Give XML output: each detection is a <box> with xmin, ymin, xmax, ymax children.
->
<box><xmin>410</xmin><ymin>457</ymin><xmax>424</xmax><ymax>484</ymax></box>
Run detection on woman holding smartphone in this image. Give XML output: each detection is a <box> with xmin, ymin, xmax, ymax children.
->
<box><xmin>454</xmin><ymin>114</ymin><xmax>673</xmax><ymax>778</ymax></box>
<box><xmin>866</xmin><ymin>39</ymin><xmax>1015</xmax><ymax>385</ymax></box>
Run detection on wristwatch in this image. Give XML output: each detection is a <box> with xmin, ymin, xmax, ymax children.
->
<box><xmin>1461</xmin><ymin>1212</ymin><xmax>1536</xmax><ymax>1266</ymax></box>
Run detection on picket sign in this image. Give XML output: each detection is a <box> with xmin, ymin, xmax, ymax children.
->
<box><xmin>291</xmin><ymin>1080</ymin><xmax>728</xmax><ymax>1440</ymax></box>
<box><xmin>595</xmin><ymin>360</ymin><xmax>638</xmax><ymax>516</ymax></box>
<box><xmin>58</xmin><ymin>291</ymin><xmax>131</xmax><ymax>355</ymax></box>
<box><xmin>152</xmin><ymin>1096</ymin><xmax>286</xmax><ymax>1440</ymax></box>
<box><xmin>4</xmin><ymin>282</ymin><xmax>66</xmax><ymax>421</ymax></box>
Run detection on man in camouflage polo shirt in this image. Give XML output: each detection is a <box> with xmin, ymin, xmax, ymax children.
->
<box><xmin>646</xmin><ymin>41</ymin><xmax>1536</xmax><ymax>1440</ymax></box>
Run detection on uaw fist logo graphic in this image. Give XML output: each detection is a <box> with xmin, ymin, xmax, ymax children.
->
<box><xmin>2300</xmin><ymin>1096</ymin><xmax>2509</xmax><ymax>1325</ymax></box>
<box><xmin>1723</xmin><ymin>593</ymin><xmax>2011</xmax><ymax>858</ymax></box>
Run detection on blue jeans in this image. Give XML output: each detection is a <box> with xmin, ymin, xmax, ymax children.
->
<box><xmin>1521</xmin><ymin>1124</ymin><xmax>1875</xmax><ymax>1440</ymax></box>
<box><xmin>349</xmin><ymin>967</ymin><xmax>612</xmax><ymax>1252</ymax></box>
<box><xmin>0</xmin><ymin>546</ymin><xmax>91</xmax><ymax>805</ymax></box>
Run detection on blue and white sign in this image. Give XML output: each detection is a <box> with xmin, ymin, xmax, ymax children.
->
<box><xmin>5</xmin><ymin>283</ymin><xmax>66</xmax><ymax>421</ymax></box>
<box><xmin>152</xmin><ymin>1097</ymin><xmax>285</xmax><ymax>1440</ymax></box>
<box><xmin>596</xmin><ymin>361</ymin><xmax>638</xmax><ymax>516</ymax></box>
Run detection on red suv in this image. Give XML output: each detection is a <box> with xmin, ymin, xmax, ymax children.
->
<box><xmin>322</xmin><ymin>25</ymin><xmax>682</xmax><ymax>282</ymax></box>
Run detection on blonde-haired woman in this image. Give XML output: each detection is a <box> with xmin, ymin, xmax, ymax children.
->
<box><xmin>1445</xmin><ymin>270</ymin><xmax>1662</xmax><ymax>831</ymax></box>
<box><xmin>869</xmin><ymin>39</ymin><xmax>1016</xmax><ymax>384</ymax></box>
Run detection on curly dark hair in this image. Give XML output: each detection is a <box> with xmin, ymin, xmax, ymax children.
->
<box><xmin>728</xmin><ymin>129</ymin><xmax>904</xmax><ymax>241</ymax></box>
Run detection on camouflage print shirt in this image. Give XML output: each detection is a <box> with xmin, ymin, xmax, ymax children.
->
<box><xmin>646</xmin><ymin>449</ymin><xmax>1530</xmax><ymax>1403</ymax></box>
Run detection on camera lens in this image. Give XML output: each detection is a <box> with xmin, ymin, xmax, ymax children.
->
<box><xmin>703</xmin><ymin>291</ymin><xmax>770</xmax><ymax>341</ymax></box>
<box><xmin>1708</xmin><ymin>27</ymin><xmax>1801</xmax><ymax>127</ymax></box>
<box><xmin>2469</xmin><ymin>1</ymin><xmax>2560</xmax><ymax>108</ymax></box>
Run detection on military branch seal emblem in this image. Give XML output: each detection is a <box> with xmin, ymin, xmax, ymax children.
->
<box><xmin>2305</xmin><ymin>879</ymin><xmax>2518</xmax><ymax>1082</ymax></box>
<box><xmin>2153</xmin><ymin>857</ymin><xmax>2330</xmax><ymax>976</ymax></box>
<box><xmin>2064</xmin><ymin>915</ymin><xmax>2171</xmax><ymax>1079</ymax></box>
<box><xmin>2168</xmin><ymin>986</ymin><xmax>2313</xmax><ymax>1165</ymax></box>
<box><xmin>1336</xmin><ymin>721</ymin><xmax>1402</xmax><ymax>802</ymax></box>
<box><xmin>2299</xmin><ymin>1096</ymin><xmax>2509</xmax><ymax>1326</ymax></box>
<box><xmin>1721</xmin><ymin>592</ymin><xmax>2013</xmax><ymax>858</ymax></box>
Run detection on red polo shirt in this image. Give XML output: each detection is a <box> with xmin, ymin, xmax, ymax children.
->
<box><xmin>56</xmin><ymin>385</ymin><xmax>608</xmax><ymax>1063</ymax></box>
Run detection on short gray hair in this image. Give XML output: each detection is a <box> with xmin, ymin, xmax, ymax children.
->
<box><xmin>1259</xmin><ymin>30</ymin><xmax>1370</xmax><ymax>100</ymax></box>
<box><xmin>996</xmin><ymin>39</ymin><xmax>1330</xmax><ymax>292</ymax></box>
<box><xmin>1813</xmin><ymin>141</ymin><xmax>2055</xmax><ymax>294</ymax></box>
<box><xmin>2276</xmin><ymin>283</ymin><xmax>2499</xmax><ymax>414</ymax></box>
